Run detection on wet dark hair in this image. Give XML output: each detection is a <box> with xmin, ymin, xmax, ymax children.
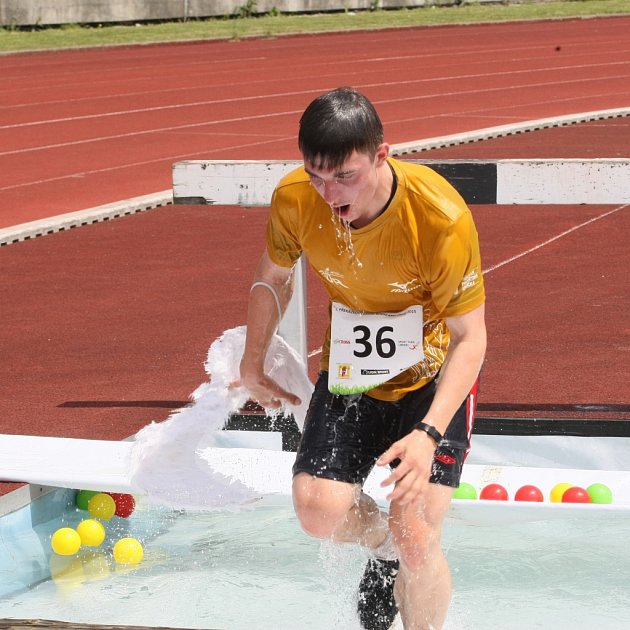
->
<box><xmin>298</xmin><ymin>87</ymin><xmax>384</xmax><ymax>170</ymax></box>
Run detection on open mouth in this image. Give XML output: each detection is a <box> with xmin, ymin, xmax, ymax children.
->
<box><xmin>333</xmin><ymin>204</ymin><xmax>351</xmax><ymax>218</ymax></box>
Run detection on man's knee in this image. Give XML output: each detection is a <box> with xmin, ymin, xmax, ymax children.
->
<box><xmin>390</xmin><ymin>517</ymin><xmax>441</xmax><ymax>571</ymax></box>
<box><xmin>389</xmin><ymin>485</ymin><xmax>452</xmax><ymax>571</ymax></box>
<box><xmin>292</xmin><ymin>472</ymin><xmax>357</xmax><ymax>539</ymax></box>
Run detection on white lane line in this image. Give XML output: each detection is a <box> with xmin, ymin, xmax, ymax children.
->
<box><xmin>4</xmin><ymin>36</ymin><xmax>628</xmax><ymax>88</ymax></box>
<box><xmin>307</xmin><ymin>204</ymin><xmax>629</xmax><ymax>359</ymax></box>
<box><xmin>3</xmin><ymin>73</ymin><xmax>628</xmax><ymax>159</ymax></box>
<box><xmin>2</xmin><ymin>60</ymin><xmax>628</xmax><ymax>130</ymax></box>
<box><xmin>0</xmin><ymin>109</ymin><xmax>300</xmax><ymax>158</ymax></box>
<box><xmin>0</xmin><ymin>91</ymin><xmax>305</xmax><ymax>130</ymax></box>
<box><xmin>0</xmin><ymin>134</ymin><xmax>294</xmax><ymax>192</ymax></box>
<box><xmin>482</xmin><ymin>204</ymin><xmax>628</xmax><ymax>275</ymax></box>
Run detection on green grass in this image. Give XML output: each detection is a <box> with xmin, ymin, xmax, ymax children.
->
<box><xmin>1</xmin><ymin>0</ymin><xmax>629</xmax><ymax>53</ymax></box>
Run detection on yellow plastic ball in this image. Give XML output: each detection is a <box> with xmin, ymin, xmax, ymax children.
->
<box><xmin>51</xmin><ymin>527</ymin><xmax>82</xmax><ymax>556</ymax></box>
<box><xmin>88</xmin><ymin>493</ymin><xmax>116</xmax><ymax>520</ymax></box>
<box><xmin>76</xmin><ymin>519</ymin><xmax>106</xmax><ymax>547</ymax></box>
<box><xmin>113</xmin><ymin>537</ymin><xmax>144</xmax><ymax>565</ymax></box>
<box><xmin>550</xmin><ymin>482</ymin><xmax>573</xmax><ymax>503</ymax></box>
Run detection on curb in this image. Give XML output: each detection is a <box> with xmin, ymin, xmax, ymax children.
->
<box><xmin>390</xmin><ymin>107</ymin><xmax>630</xmax><ymax>155</ymax></box>
<box><xmin>0</xmin><ymin>190</ymin><xmax>172</xmax><ymax>247</ymax></box>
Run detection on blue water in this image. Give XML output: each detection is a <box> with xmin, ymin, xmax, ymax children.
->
<box><xmin>1</xmin><ymin>490</ymin><xmax>629</xmax><ymax>629</ymax></box>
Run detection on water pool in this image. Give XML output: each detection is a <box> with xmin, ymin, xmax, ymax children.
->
<box><xmin>1</xmin><ymin>492</ymin><xmax>629</xmax><ymax>630</ymax></box>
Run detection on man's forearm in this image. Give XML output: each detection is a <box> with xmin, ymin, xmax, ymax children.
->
<box><xmin>422</xmin><ymin>338</ymin><xmax>485</xmax><ymax>436</ymax></box>
<box><xmin>422</xmin><ymin>305</ymin><xmax>486</xmax><ymax>435</ymax></box>
<box><xmin>241</xmin><ymin>251</ymin><xmax>295</xmax><ymax>374</ymax></box>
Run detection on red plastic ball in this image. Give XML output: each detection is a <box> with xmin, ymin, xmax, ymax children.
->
<box><xmin>562</xmin><ymin>486</ymin><xmax>591</xmax><ymax>503</ymax></box>
<box><xmin>108</xmin><ymin>493</ymin><xmax>136</xmax><ymax>518</ymax></box>
<box><xmin>479</xmin><ymin>483</ymin><xmax>509</xmax><ymax>501</ymax></box>
<box><xmin>514</xmin><ymin>485</ymin><xmax>544</xmax><ymax>502</ymax></box>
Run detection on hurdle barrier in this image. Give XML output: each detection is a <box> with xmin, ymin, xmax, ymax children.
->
<box><xmin>172</xmin><ymin>157</ymin><xmax>630</xmax><ymax>364</ymax></box>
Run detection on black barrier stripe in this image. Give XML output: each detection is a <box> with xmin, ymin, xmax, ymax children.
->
<box><xmin>173</xmin><ymin>196</ymin><xmax>208</xmax><ymax>205</ymax></box>
<box><xmin>474</xmin><ymin>416</ymin><xmax>630</xmax><ymax>438</ymax></box>
<box><xmin>418</xmin><ymin>161</ymin><xmax>498</xmax><ymax>204</ymax></box>
<box><xmin>226</xmin><ymin>412</ymin><xmax>630</xmax><ymax>450</ymax></box>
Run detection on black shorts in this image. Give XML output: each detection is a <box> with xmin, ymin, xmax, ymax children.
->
<box><xmin>292</xmin><ymin>372</ymin><xmax>478</xmax><ymax>488</ymax></box>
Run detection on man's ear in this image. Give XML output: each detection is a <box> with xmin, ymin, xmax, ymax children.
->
<box><xmin>375</xmin><ymin>142</ymin><xmax>390</xmax><ymax>166</ymax></box>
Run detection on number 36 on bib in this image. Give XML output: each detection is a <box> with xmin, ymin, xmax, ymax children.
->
<box><xmin>328</xmin><ymin>302</ymin><xmax>424</xmax><ymax>395</ymax></box>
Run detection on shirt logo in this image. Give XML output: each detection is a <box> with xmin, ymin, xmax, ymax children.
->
<box><xmin>460</xmin><ymin>268</ymin><xmax>480</xmax><ymax>292</ymax></box>
<box><xmin>319</xmin><ymin>268</ymin><xmax>349</xmax><ymax>288</ymax></box>
<box><xmin>388</xmin><ymin>279</ymin><xmax>421</xmax><ymax>293</ymax></box>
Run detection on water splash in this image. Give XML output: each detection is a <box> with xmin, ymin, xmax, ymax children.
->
<box><xmin>318</xmin><ymin>538</ymin><xmax>369</xmax><ymax>629</ymax></box>
<box><xmin>329</xmin><ymin>205</ymin><xmax>363</xmax><ymax>272</ymax></box>
<box><xmin>130</xmin><ymin>326</ymin><xmax>313</xmax><ymax>511</ymax></box>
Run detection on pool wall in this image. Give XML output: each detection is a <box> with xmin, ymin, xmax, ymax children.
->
<box><xmin>0</xmin><ymin>487</ymin><xmax>75</xmax><ymax>598</ymax></box>
<box><xmin>2</xmin><ymin>432</ymin><xmax>630</xmax><ymax>600</ymax></box>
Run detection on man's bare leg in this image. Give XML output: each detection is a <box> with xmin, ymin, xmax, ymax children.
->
<box><xmin>390</xmin><ymin>484</ymin><xmax>453</xmax><ymax>630</ymax></box>
<box><xmin>292</xmin><ymin>473</ymin><xmax>389</xmax><ymax>549</ymax></box>
<box><xmin>293</xmin><ymin>472</ymin><xmax>401</xmax><ymax>630</ymax></box>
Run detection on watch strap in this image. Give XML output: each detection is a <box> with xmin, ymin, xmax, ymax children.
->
<box><xmin>413</xmin><ymin>421</ymin><xmax>444</xmax><ymax>446</ymax></box>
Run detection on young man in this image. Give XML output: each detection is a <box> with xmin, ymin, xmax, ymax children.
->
<box><xmin>240</xmin><ymin>87</ymin><xmax>486</xmax><ymax>630</ymax></box>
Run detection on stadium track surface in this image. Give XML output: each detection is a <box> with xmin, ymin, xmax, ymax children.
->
<box><xmin>2</xmin><ymin>16</ymin><xmax>630</xmax><ymax>225</ymax></box>
<box><xmin>1</xmin><ymin>17</ymin><xmax>629</xmax><ymax>496</ymax></box>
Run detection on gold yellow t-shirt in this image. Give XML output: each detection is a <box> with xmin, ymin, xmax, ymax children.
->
<box><xmin>266</xmin><ymin>158</ymin><xmax>485</xmax><ymax>401</ymax></box>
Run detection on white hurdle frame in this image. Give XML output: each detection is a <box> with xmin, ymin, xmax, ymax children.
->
<box><xmin>172</xmin><ymin>158</ymin><xmax>630</xmax><ymax>362</ymax></box>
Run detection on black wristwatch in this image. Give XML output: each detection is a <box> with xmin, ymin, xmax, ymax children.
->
<box><xmin>413</xmin><ymin>421</ymin><xmax>444</xmax><ymax>446</ymax></box>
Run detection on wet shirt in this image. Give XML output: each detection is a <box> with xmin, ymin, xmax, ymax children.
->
<box><xmin>266</xmin><ymin>158</ymin><xmax>485</xmax><ymax>401</ymax></box>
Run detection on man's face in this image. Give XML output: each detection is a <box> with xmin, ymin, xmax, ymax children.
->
<box><xmin>304</xmin><ymin>149</ymin><xmax>383</xmax><ymax>227</ymax></box>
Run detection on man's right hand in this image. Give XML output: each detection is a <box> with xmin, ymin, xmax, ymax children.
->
<box><xmin>237</xmin><ymin>365</ymin><xmax>302</xmax><ymax>410</ymax></box>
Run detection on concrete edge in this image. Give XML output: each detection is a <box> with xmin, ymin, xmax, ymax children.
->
<box><xmin>0</xmin><ymin>484</ymin><xmax>57</xmax><ymax>517</ymax></box>
<box><xmin>0</xmin><ymin>189</ymin><xmax>173</xmax><ymax>247</ymax></box>
<box><xmin>389</xmin><ymin>107</ymin><xmax>630</xmax><ymax>155</ymax></box>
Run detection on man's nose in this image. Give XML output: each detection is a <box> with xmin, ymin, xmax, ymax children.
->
<box><xmin>322</xmin><ymin>180</ymin><xmax>339</xmax><ymax>203</ymax></box>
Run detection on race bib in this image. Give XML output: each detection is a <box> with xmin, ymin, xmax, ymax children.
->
<box><xmin>328</xmin><ymin>302</ymin><xmax>424</xmax><ymax>395</ymax></box>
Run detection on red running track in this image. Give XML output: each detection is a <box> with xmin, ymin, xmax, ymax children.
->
<box><xmin>1</xmin><ymin>17</ymin><xmax>630</xmax><ymax>226</ymax></box>
<box><xmin>1</xmin><ymin>18</ymin><xmax>630</xmax><ymax>497</ymax></box>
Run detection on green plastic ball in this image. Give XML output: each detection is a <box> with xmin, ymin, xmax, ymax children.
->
<box><xmin>76</xmin><ymin>490</ymin><xmax>99</xmax><ymax>511</ymax></box>
<box><xmin>586</xmin><ymin>483</ymin><xmax>613</xmax><ymax>504</ymax></box>
<box><xmin>453</xmin><ymin>482</ymin><xmax>478</xmax><ymax>500</ymax></box>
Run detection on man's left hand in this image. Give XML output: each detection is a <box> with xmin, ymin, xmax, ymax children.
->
<box><xmin>377</xmin><ymin>431</ymin><xmax>436</xmax><ymax>506</ymax></box>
